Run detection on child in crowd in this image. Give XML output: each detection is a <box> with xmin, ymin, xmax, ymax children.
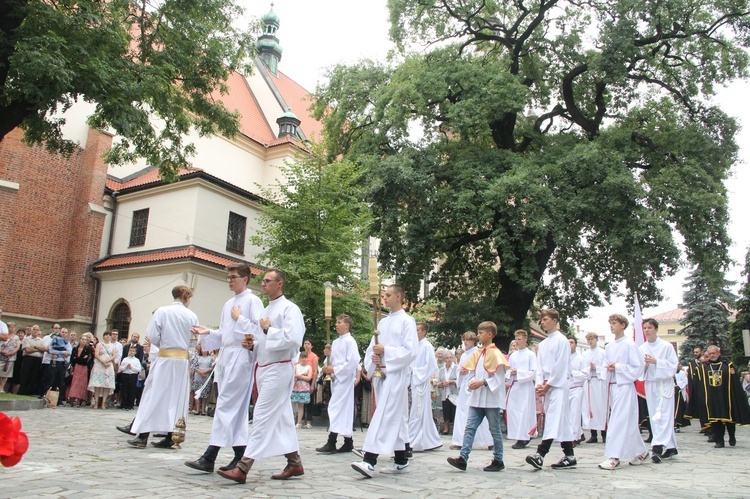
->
<box><xmin>292</xmin><ymin>351</ymin><xmax>313</xmax><ymax>428</ymax></box>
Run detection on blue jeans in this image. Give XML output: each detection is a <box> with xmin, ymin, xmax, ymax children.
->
<box><xmin>460</xmin><ymin>406</ymin><xmax>504</xmax><ymax>462</ymax></box>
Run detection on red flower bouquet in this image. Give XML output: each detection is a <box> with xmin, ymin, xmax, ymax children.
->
<box><xmin>0</xmin><ymin>412</ymin><xmax>29</xmax><ymax>467</ymax></box>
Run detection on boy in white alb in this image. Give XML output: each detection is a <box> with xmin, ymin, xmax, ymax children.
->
<box><xmin>598</xmin><ymin>314</ymin><xmax>649</xmax><ymax>470</ymax></box>
<box><xmin>506</xmin><ymin>329</ymin><xmax>537</xmax><ymax>449</ymax></box>
<box><xmin>316</xmin><ymin>314</ymin><xmax>361</xmax><ymax>454</ymax></box>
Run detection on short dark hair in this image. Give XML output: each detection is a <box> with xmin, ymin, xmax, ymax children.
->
<box><xmin>643</xmin><ymin>318</ymin><xmax>659</xmax><ymax>329</ymax></box>
<box><xmin>266</xmin><ymin>268</ymin><xmax>287</xmax><ymax>286</ymax></box>
<box><xmin>227</xmin><ymin>264</ymin><xmax>252</xmax><ymax>281</ymax></box>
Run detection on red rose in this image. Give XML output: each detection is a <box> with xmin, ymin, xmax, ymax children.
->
<box><xmin>0</xmin><ymin>412</ymin><xmax>29</xmax><ymax>467</ymax></box>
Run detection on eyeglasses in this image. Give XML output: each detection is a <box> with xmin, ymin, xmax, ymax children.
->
<box><xmin>261</xmin><ymin>278</ymin><xmax>279</xmax><ymax>284</ymax></box>
<box><xmin>226</xmin><ymin>275</ymin><xmax>243</xmax><ymax>281</ymax></box>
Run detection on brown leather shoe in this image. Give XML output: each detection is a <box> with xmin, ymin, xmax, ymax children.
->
<box><xmin>217</xmin><ymin>466</ymin><xmax>247</xmax><ymax>484</ymax></box>
<box><xmin>271</xmin><ymin>464</ymin><xmax>304</xmax><ymax>480</ymax></box>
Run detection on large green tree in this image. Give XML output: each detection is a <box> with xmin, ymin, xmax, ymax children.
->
<box><xmin>1</xmin><ymin>0</ymin><xmax>255</xmax><ymax>180</ymax></box>
<box><xmin>251</xmin><ymin>145</ymin><xmax>373</xmax><ymax>354</ymax></box>
<box><xmin>313</xmin><ymin>0</ymin><xmax>744</xmax><ymax>344</ymax></box>
<box><xmin>730</xmin><ymin>247</ymin><xmax>750</xmax><ymax>366</ymax></box>
<box><xmin>679</xmin><ymin>266</ymin><xmax>735</xmax><ymax>361</ymax></box>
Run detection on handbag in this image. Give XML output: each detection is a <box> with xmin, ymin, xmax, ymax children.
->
<box><xmin>45</xmin><ymin>388</ymin><xmax>60</xmax><ymax>408</ymax></box>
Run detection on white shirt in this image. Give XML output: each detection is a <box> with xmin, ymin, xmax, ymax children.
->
<box><xmin>119</xmin><ymin>356</ymin><xmax>142</xmax><ymax>374</ymax></box>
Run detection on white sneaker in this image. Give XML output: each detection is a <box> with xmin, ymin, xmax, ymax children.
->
<box><xmin>598</xmin><ymin>458</ymin><xmax>621</xmax><ymax>470</ymax></box>
<box><xmin>351</xmin><ymin>447</ymin><xmax>364</xmax><ymax>459</ymax></box>
<box><xmin>351</xmin><ymin>461</ymin><xmax>375</xmax><ymax>478</ymax></box>
<box><xmin>629</xmin><ymin>451</ymin><xmax>650</xmax><ymax>466</ymax></box>
<box><xmin>304</xmin><ymin>422</ymin><xmax>312</xmax><ymax>429</ymax></box>
<box><xmin>295</xmin><ymin>423</ymin><xmax>301</xmax><ymax>429</ymax></box>
<box><xmin>381</xmin><ymin>462</ymin><xmax>410</xmax><ymax>474</ymax></box>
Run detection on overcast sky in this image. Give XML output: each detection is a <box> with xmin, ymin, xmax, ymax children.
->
<box><xmin>247</xmin><ymin>1</ymin><xmax>750</xmax><ymax>337</ymax></box>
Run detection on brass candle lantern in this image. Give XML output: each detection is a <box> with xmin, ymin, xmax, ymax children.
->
<box><xmin>324</xmin><ymin>281</ymin><xmax>333</xmax><ymax>381</ymax></box>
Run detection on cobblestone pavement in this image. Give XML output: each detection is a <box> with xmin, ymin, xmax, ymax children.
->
<box><xmin>2</xmin><ymin>406</ymin><xmax>748</xmax><ymax>498</ymax></box>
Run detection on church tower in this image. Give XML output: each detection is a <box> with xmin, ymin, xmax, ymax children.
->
<box><xmin>257</xmin><ymin>4</ymin><xmax>283</xmax><ymax>75</ymax></box>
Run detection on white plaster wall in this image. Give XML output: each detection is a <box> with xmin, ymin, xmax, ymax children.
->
<box><xmin>192</xmin><ymin>186</ymin><xmax>264</xmax><ymax>260</ymax></box>
<box><xmin>95</xmin><ymin>264</ymin><xmax>263</xmax><ymax>337</ymax></box>
<box><xmin>188</xmin><ymin>134</ymin><xmax>269</xmax><ymax>193</ymax></box>
<box><xmin>247</xmin><ymin>71</ymin><xmax>284</xmax><ymax>132</ymax></box>
<box><xmin>56</xmin><ymin>99</ymin><xmax>98</xmax><ymax>149</ymax></box>
<box><xmin>110</xmin><ymin>185</ymin><xmax>200</xmax><ymax>254</ymax></box>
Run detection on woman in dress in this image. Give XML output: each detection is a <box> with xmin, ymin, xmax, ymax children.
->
<box><xmin>7</xmin><ymin>328</ymin><xmax>25</xmax><ymax>394</ymax></box>
<box><xmin>68</xmin><ymin>332</ymin><xmax>94</xmax><ymax>407</ymax></box>
<box><xmin>292</xmin><ymin>350</ymin><xmax>313</xmax><ymax>428</ymax></box>
<box><xmin>88</xmin><ymin>331</ymin><xmax>116</xmax><ymax>409</ymax></box>
<box><xmin>0</xmin><ymin>323</ymin><xmax>21</xmax><ymax>394</ymax></box>
<box><xmin>190</xmin><ymin>344</ymin><xmax>214</xmax><ymax>415</ymax></box>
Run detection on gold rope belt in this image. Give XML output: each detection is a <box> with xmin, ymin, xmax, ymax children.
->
<box><xmin>158</xmin><ymin>348</ymin><xmax>189</xmax><ymax>359</ymax></box>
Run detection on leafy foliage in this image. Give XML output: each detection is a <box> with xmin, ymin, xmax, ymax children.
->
<box><xmin>313</xmin><ymin>0</ymin><xmax>744</xmax><ymax>339</ymax></box>
<box><xmin>1</xmin><ymin>0</ymin><xmax>256</xmax><ymax>180</ymax></box>
<box><xmin>678</xmin><ymin>266</ymin><xmax>735</xmax><ymax>361</ymax></box>
<box><xmin>251</xmin><ymin>144</ymin><xmax>373</xmax><ymax>354</ymax></box>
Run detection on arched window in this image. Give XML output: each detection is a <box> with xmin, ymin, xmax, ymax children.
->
<box><xmin>110</xmin><ymin>301</ymin><xmax>131</xmax><ymax>339</ymax></box>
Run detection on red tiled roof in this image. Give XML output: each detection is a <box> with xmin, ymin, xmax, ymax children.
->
<box><xmin>216</xmin><ymin>71</ymin><xmax>277</xmax><ymax>145</ymax></box>
<box><xmin>651</xmin><ymin>308</ymin><xmax>686</xmax><ymax>323</ymax></box>
<box><xmin>105</xmin><ymin>167</ymin><xmax>202</xmax><ymax>191</ymax></box>
<box><xmin>93</xmin><ymin>245</ymin><xmax>264</xmax><ymax>274</ymax></box>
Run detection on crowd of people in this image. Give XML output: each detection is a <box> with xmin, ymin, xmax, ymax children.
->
<box><xmin>0</xmin><ymin>308</ymin><xmax>219</xmax><ymax>415</ymax></box>
<box><xmin>3</xmin><ymin>271</ymin><xmax>750</xmax><ymax>486</ymax></box>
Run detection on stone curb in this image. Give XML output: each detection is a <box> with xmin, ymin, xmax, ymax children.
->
<box><xmin>0</xmin><ymin>398</ymin><xmax>47</xmax><ymax>411</ymax></box>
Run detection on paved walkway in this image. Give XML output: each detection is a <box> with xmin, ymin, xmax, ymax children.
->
<box><xmin>2</xmin><ymin>406</ymin><xmax>748</xmax><ymax>498</ymax></box>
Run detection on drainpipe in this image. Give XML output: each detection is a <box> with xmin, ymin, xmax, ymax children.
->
<box><xmin>90</xmin><ymin>191</ymin><xmax>118</xmax><ymax>335</ymax></box>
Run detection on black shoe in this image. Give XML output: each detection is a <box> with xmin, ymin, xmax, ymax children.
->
<box><xmin>714</xmin><ymin>441</ymin><xmax>725</xmax><ymax>448</ymax></box>
<box><xmin>652</xmin><ymin>445</ymin><xmax>664</xmax><ymax>457</ymax></box>
<box><xmin>185</xmin><ymin>457</ymin><xmax>215</xmax><ymax>473</ymax></box>
<box><xmin>483</xmin><ymin>459</ymin><xmax>505</xmax><ymax>472</ymax></box>
<box><xmin>406</xmin><ymin>449</ymin><xmax>413</xmax><ymax>458</ymax></box>
<box><xmin>218</xmin><ymin>457</ymin><xmax>240</xmax><ymax>472</ymax></box>
<box><xmin>550</xmin><ymin>456</ymin><xmax>577</xmax><ymax>469</ymax></box>
<box><xmin>586</xmin><ymin>436</ymin><xmax>598</xmax><ymax>444</ymax></box>
<box><xmin>651</xmin><ymin>453</ymin><xmax>662</xmax><ymax>464</ymax></box>
<box><xmin>729</xmin><ymin>436</ymin><xmax>737</xmax><ymax>447</ymax></box>
<box><xmin>151</xmin><ymin>437</ymin><xmax>175</xmax><ymax>449</ymax></box>
<box><xmin>662</xmin><ymin>448</ymin><xmax>678</xmax><ymax>459</ymax></box>
<box><xmin>707</xmin><ymin>436</ymin><xmax>715</xmax><ymax>443</ymax></box>
<box><xmin>337</xmin><ymin>440</ymin><xmax>354</xmax><ymax>453</ymax></box>
<box><xmin>127</xmin><ymin>437</ymin><xmax>147</xmax><ymax>448</ymax></box>
<box><xmin>447</xmin><ymin>456</ymin><xmax>467</xmax><ymax>471</ymax></box>
<box><xmin>153</xmin><ymin>433</ymin><xmax>167</xmax><ymax>438</ymax></box>
<box><xmin>116</xmin><ymin>424</ymin><xmax>135</xmax><ymax>436</ymax></box>
<box><xmin>525</xmin><ymin>453</ymin><xmax>543</xmax><ymax>470</ymax></box>
<box><xmin>315</xmin><ymin>442</ymin><xmax>338</xmax><ymax>454</ymax></box>
<box><xmin>511</xmin><ymin>440</ymin><xmax>529</xmax><ymax>449</ymax></box>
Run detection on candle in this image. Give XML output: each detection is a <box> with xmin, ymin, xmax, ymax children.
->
<box><xmin>325</xmin><ymin>285</ymin><xmax>332</xmax><ymax>319</ymax></box>
<box><xmin>369</xmin><ymin>256</ymin><xmax>379</xmax><ymax>296</ymax></box>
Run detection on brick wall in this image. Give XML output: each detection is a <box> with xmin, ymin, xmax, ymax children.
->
<box><xmin>0</xmin><ymin>128</ymin><xmax>111</xmax><ymax>325</ymax></box>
